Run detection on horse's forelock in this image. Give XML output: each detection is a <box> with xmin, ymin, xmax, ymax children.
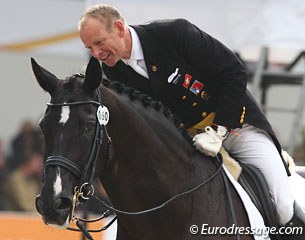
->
<box><xmin>52</xmin><ymin>74</ymin><xmax>87</xmax><ymax>103</ymax></box>
<box><xmin>64</xmin><ymin>74</ymin><xmax>84</xmax><ymax>88</ymax></box>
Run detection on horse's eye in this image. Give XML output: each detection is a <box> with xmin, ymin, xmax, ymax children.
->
<box><xmin>85</xmin><ymin>122</ymin><xmax>95</xmax><ymax>134</ymax></box>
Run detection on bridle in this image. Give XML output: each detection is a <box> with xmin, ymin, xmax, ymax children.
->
<box><xmin>45</xmin><ymin>89</ymin><xmax>111</xmax><ymax>200</ymax></box>
<box><xmin>42</xmin><ymin>88</ymin><xmax>238</xmax><ymax>240</ymax></box>
<box><xmin>43</xmin><ymin>89</ymin><xmax>113</xmax><ymax>236</ymax></box>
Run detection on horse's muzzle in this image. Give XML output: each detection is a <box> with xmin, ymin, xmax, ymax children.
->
<box><xmin>35</xmin><ymin>194</ymin><xmax>73</xmax><ymax>227</ymax></box>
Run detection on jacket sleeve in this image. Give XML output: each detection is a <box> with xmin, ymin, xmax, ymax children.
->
<box><xmin>165</xmin><ymin>19</ymin><xmax>248</xmax><ymax>129</ymax></box>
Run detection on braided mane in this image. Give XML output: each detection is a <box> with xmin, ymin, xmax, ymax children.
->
<box><xmin>101</xmin><ymin>78</ymin><xmax>191</xmax><ymax>142</ymax></box>
<box><xmin>66</xmin><ymin>74</ymin><xmax>191</xmax><ymax>142</ymax></box>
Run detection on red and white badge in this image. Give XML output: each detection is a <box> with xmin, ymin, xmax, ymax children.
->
<box><xmin>183</xmin><ymin>74</ymin><xmax>192</xmax><ymax>89</ymax></box>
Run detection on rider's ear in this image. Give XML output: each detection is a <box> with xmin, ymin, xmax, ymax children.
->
<box><xmin>31</xmin><ymin>58</ymin><xmax>58</xmax><ymax>95</ymax></box>
<box><xmin>83</xmin><ymin>57</ymin><xmax>102</xmax><ymax>92</ymax></box>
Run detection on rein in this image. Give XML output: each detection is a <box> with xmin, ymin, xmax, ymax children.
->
<box><xmin>69</xmin><ymin>156</ymin><xmax>224</xmax><ymax>240</ymax></box>
<box><xmin>93</xmin><ymin>155</ymin><xmax>223</xmax><ymax>215</ymax></box>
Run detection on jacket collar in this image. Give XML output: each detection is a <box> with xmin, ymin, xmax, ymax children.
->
<box><xmin>130</xmin><ymin>24</ymin><xmax>163</xmax><ymax>71</ymax></box>
<box><xmin>122</xmin><ymin>26</ymin><xmax>145</xmax><ymax>64</ymax></box>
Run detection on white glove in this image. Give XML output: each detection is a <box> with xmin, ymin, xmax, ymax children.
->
<box><xmin>193</xmin><ymin>126</ymin><xmax>227</xmax><ymax>157</ymax></box>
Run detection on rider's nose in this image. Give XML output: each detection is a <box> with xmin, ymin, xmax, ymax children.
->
<box><xmin>91</xmin><ymin>47</ymin><xmax>101</xmax><ymax>59</ymax></box>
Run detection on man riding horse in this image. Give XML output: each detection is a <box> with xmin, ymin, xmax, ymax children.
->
<box><xmin>78</xmin><ymin>4</ymin><xmax>305</xmax><ymax>236</ymax></box>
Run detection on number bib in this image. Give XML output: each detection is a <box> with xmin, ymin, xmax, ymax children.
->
<box><xmin>97</xmin><ymin>105</ymin><xmax>109</xmax><ymax>125</ymax></box>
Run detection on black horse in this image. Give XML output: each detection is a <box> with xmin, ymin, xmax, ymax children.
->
<box><xmin>33</xmin><ymin>57</ymin><xmax>254</xmax><ymax>240</ymax></box>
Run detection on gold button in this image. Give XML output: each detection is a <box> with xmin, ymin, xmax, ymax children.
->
<box><xmin>179</xmin><ymin>123</ymin><xmax>185</xmax><ymax>128</ymax></box>
<box><xmin>192</xmin><ymin>102</ymin><xmax>197</xmax><ymax>107</ymax></box>
<box><xmin>242</xmin><ymin>107</ymin><xmax>246</xmax><ymax>114</ymax></box>
<box><xmin>240</xmin><ymin>119</ymin><xmax>244</xmax><ymax>124</ymax></box>
<box><xmin>182</xmin><ymin>95</ymin><xmax>186</xmax><ymax>100</ymax></box>
<box><xmin>151</xmin><ymin>65</ymin><xmax>157</xmax><ymax>72</ymax></box>
<box><xmin>201</xmin><ymin>112</ymin><xmax>207</xmax><ymax>118</ymax></box>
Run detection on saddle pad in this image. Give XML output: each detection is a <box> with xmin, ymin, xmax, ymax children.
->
<box><xmin>223</xmin><ymin>166</ymin><xmax>271</xmax><ymax>240</ymax></box>
<box><xmin>288</xmin><ymin>172</ymin><xmax>305</xmax><ymax>210</ymax></box>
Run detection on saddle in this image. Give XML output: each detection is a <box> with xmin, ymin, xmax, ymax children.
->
<box><xmin>237</xmin><ymin>163</ymin><xmax>279</xmax><ymax>230</ymax></box>
<box><xmin>220</xmin><ymin>148</ymin><xmax>283</xmax><ymax>240</ymax></box>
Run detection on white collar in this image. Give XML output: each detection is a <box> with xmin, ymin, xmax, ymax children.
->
<box><xmin>122</xmin><ymin>26</ymin><xmax>144</xmax><ymax>65</ymax></box>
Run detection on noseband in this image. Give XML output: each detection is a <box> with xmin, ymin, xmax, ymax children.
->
<box><xmin>44</xmin><ymin>89</ymin><xmax>111</xmax><ymax>203</ymax></box>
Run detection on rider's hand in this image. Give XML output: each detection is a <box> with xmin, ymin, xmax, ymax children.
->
<box><xmin>193</xmin><ymin>125</ymin><xmax>227</xmax><ymax>157</ymax></box>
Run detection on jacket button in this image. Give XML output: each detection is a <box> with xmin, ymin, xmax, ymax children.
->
<box><xmin>182</xmin><ymin>95</ymin><xmax>187</xmax><ymax>100</ymax></box>
<box><xmin>240</xmin><ymin>106</ymin><xmax>246</xmax><ymax>124</ymax></box>
<box><xmin>151</xmin><ymin>65</ymin><xmax>157</xmax><ymax>72</ymax></box>
<box><xmin>201</xmin><ymin>112</ymin><xmax>207</xmax><ymax>118</ymax></box>
<box><xmin>192</xmin><ymin>102</ymin><xmax>197</xmax><ymax>107</ymax></box>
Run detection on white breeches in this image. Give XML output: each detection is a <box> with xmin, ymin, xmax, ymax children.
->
<box><xmin>223</xmin><ymin>124</ymin><xmax>294</xmax><ymax>225</ymax></box>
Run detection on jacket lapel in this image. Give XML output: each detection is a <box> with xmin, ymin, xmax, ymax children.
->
<box><xmin>130</xmin><ymin>25</ymin><xmax>166</xmax><ymax>98</ymax></box>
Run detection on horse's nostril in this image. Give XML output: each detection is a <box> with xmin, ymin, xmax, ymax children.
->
<box><xmin>35</xmin><ymin>195</ymin><xmax>44</xmax><ymax>214</ymax></box>
<box><xmin>53</xmin><ymin>197</ymin><xmax>72</xmax><ymax>211</ymax></box>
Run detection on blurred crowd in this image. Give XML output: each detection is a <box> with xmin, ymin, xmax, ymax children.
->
<box><xmin>0</xmin><ymin>119</ymin><xmax>110</xmax><ymax>214</ymax></box>
<box><xmin>0</xmin><ymin>120</ymin><xmax>43</xmax><ymax>211</ymax></box>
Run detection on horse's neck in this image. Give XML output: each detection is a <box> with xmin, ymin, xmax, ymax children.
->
<box><xmin>96</xmin><ymin>87</ymin><xmax>250</xmax><ymax>239</ymax></box>
<box><xmin>101</xmin><ymin>86</ymin><xmax>192</xmax><ymax>167</ymax></box>
<box><xmin>99</xmin><ymin>86</ymin><xmax>216</xmax><ymax>208</ymax></box>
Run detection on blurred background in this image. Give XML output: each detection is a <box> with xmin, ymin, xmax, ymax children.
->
<box><xmin>0</xmin><ymin>0</ymin><xmax>305</xmax><ymax>237</ymax></box>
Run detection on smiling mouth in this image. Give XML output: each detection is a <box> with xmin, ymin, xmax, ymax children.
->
<box><xmin>101</xmin><ymin>53</ymin><xmax>110</xmax><ymax>61</ymax></box>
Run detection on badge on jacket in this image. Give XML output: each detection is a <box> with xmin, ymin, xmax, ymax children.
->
<box><xmin>190</xmin><ymin>80</ymin><xmax>204</xmax><ymax>95</ymax></box>
<box><xmin>183</xmin><ymin>74</ymin><xmax>192</xmax><ymax>88</ymax></box>
<box><xmin>168</xmin><ymin>68</ymin><xmax>210</xmax><ymax>100</ymax></box>
<box><xmin>167</xmin><ymin>68</ymin><xmax>181</xmax><ymax>84</ymax></box>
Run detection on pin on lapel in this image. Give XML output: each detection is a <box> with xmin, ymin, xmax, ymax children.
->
<box><xmin>151</xmin><ymin>65</ymin><xmax>157</xmax><ymax>72</ymax></box>
<box><xmin>168</xmin><ymin>68</ymin><xmax>181</xmax><ymax>84</ymax></box>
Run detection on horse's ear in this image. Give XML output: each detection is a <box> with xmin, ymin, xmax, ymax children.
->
<box><xmin>31</xmin><ymin>58</ymin><xmax>59</xmax><ymax>94</ymax></box>
<box><xmin>83</xmin><ymin>57</ymin><xmax>102</xmax><ymax>92</ymax></box>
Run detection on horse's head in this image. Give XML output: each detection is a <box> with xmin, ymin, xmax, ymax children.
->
<box><xmin>32</xmin><ymin>57</ymin><xmax>103</xmax><ymax>228</ymax></box>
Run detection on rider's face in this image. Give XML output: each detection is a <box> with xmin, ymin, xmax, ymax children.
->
<box><xmin>79</xmin><ymin>17</ymin><xmax>129</xmax><ymax>66</ymax></box>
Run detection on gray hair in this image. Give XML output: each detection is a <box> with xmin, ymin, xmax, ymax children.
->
<box><xmin>78</xmin><ymin>4</ymin><xmax>125</xmax><ymax>32</ymax></box>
